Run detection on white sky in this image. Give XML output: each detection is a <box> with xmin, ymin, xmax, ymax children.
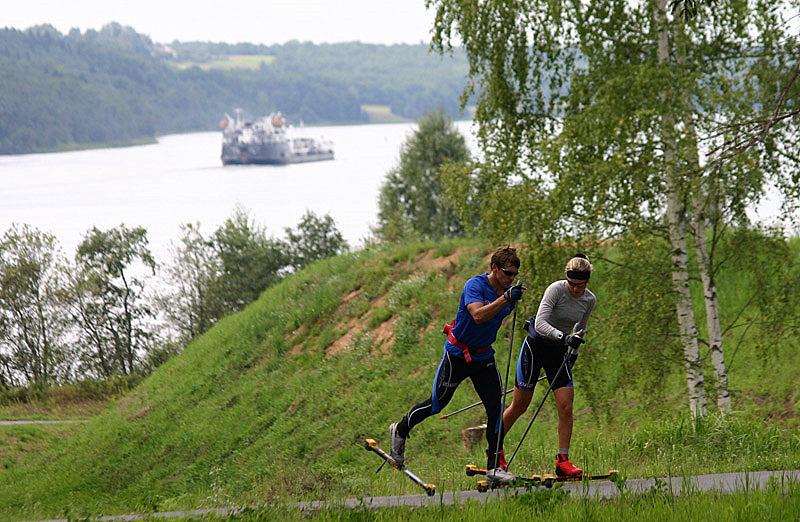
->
<box><xmin>0</xmin><ymin>0</ymin><xmax>437</xmax><ymax>45</ymax></box>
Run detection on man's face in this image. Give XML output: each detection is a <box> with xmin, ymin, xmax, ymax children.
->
<box><xmin>494</xmin><ymin>262</ymin><xmax>518</xmax><ymax>286</ymax></box>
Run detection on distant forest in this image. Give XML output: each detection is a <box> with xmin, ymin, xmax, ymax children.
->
<box><xmin>0</xmin><ymin>23</ymin><xmax>470</xmax><ymax>154</ymax></box>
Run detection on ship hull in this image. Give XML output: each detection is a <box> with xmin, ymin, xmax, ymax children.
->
<box><xmin>221</xmin><ymin>150</ymin><xmax>335</xmax><ymax>165</ymax></box>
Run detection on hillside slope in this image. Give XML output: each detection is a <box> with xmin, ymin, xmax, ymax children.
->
<box><xmin>1</xmin><ymin>239</ymin><xmax>798</xmax><ymax>520</ymax></box>
<box><xmin>0</xmin><ymin>241</ymin><xmax>491</xmax><ymax>517</ymax></box>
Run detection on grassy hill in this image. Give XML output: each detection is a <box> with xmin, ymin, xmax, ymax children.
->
<box><xmin>1</xmin><ymin>238</ymin><xmax>798</xmax><ymax>520</ymax></box>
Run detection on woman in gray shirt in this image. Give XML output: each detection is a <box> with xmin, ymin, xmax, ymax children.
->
<box><xmin>501</xmin><ymin>254</ymin><xmax>595</xmax><ymax>477</ymax></box>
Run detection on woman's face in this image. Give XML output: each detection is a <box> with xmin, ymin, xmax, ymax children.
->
<box><xmin>566</xmin><ymin>277</ymin><xmax>588</xmax><ymax>298</ymax></box>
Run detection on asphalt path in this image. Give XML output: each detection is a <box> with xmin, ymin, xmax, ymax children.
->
<box><xmin>27</xmin><ymin>469</ymin><xmax>800</xmax><ymax>522</ymax></box>
<box><xmin>0</xmin><ymin>420</ymin><xmax>88</xmax><ymax>425</ymax></box>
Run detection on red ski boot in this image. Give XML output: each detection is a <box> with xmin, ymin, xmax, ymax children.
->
<box><xmin>486</xmin><ymin>449</ymin><xmax>508</xmax><ymax>471</ymax></box>
<box><xmin>555</xmin><ymin>453</ymin><xmax>583</xmax><ymax>478</ymax></box>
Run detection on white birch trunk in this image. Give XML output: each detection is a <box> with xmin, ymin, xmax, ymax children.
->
<box><xmin>654</xmin><ymin>0</ymin><xmax>707</xmax><ymax>417</ymax></box>
<box><xmin>690</xmin><ymin>196</ymin><xmax>731</xmax><ymax>412</ymax></box>
<box><xmin>674</xmin><ymin>23</ymin><xmax>732</xmax><ymax>414</ymax></box>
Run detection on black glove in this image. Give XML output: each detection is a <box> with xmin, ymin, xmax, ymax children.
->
<box><xmin>503</xmin><ymin>284</ymin><xmax>523</xmax><ymax>303</ymax></box>
<box><xmin>562</xmin><ymin>334</ymin><xmax>585</xmax><ymax>350</ymax></box>
<box><xmin>566</xmin><ymin>349</ymin><xmax>579</xmax><ymax>368</ymax></box>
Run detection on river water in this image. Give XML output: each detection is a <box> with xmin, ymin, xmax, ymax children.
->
<box><xmin>0</xmin><ymin>120</ymin><xmax>791</xmax><ymax>264</ymax></box>
<box><xmin>0</xmin><ymin>121</ymin><xmax>478</xmax><ymax>259</ymax></box>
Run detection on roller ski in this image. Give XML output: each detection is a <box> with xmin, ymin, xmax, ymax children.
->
<box><xmin>466</xmin><ymin>464</ymin><xmax>542</xmax><ymax>491</ymax></box>
<box><xmin>363</xmin><ymin>438</ymin><xmax>436</xmax><ymax>496</ymax></box>
<box><xmin>466</xmin><ymin>464</ymin><xmax>618</xmax><ymax>492</ymax></box>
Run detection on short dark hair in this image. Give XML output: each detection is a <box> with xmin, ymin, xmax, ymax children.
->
<box><xmin>491</xmin><ymin>246</ymin><xmax>520</xmax><ymax>269</ymax></box>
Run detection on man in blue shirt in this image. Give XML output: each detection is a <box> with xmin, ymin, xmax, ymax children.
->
<box><xmin>389</xmin><ymin>246</ymin><xmax>524</xmax><ymax>485</ymax></box>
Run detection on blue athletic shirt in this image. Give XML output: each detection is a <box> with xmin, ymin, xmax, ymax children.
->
<box><xmin>445</xmin><ymin>273</ymin><xmax>514</xmax><ymax>361</ymax></box>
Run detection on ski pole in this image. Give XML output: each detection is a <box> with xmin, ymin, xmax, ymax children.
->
<box><xmin>439</xmin><ymin>376</ymin><xmax>546</xmax><ymax>420</ymax></box>
<box><xmin>491</xmin><ymin>281</ymin><xmax>522</xmax><ymax>472</ymax></box>
<box><xmin>440</xmin><ymin>388</ymin><xmax>513</xmax><ymax>420</ymax></box>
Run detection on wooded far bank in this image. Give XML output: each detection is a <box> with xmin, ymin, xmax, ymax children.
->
<box><xmin>0</xmin><ymin>23</ymin><xmax>471</xmax><ymax>154</ymax></box>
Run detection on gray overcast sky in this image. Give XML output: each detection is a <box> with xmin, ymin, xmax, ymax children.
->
<box><xmin>1</xmin><ymin>0</ymin><xmax>437</xmax><ymax>45</ymax></box>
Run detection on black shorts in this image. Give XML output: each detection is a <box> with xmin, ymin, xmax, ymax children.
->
<box><xmin>515</xmin><ymin>335</ymin><xmax>573</xmax><ymax>391</ymax></box>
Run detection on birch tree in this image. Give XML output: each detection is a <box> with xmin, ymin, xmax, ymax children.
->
<box><xmin>156</xmin><ymin>223</ymin><xmax>224</xmax><ymax>342</ymax></box>
<box><xmin>0</xmin><ymin>225</ymin><xmax>72</xmax><ymax>385</ymax></box>
<box><xmin>68</xmin><ymin>225</ymin><xmax>157</xmax><ymax>377</ymax></box>
<box><xmin>427</xmin><ymin>0</ymin><xmax>799</xmax><ymax>415</ymax></box>
<box><xmin>654</xmin><ymin>0</ymin><xmax>707</xmax><ymax>414</ymax></box>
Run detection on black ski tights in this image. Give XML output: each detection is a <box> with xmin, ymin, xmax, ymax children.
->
<box><xmin>396</xmin><ymin>350</ymin><xmax>505</xmax><ymax>470</ymax></box>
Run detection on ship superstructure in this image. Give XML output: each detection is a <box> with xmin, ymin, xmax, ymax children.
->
<box><xmin>220</xmin><ymin>111</ymin><xmax>334</xmax><ymax>165</ymax></box>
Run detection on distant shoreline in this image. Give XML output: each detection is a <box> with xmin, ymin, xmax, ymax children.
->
<box><xmin>3</xmin><ymin>114</ymin><xmax>476</xmax><ymax>157</ymax></box>
<box><xmin>3</xmin><ymin>136</ymin><xmax>159</xmax><ymax>157</ymax></box>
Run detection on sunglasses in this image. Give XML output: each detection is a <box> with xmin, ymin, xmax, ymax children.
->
<box><xmin>500</xmin><ymin>267</ymin><xmax>519</xmax><ymax>278</ymax></box>
<box><xmin>567</xmin><ymin>279</ymin><xmax>588</xmax><ymax>288</ymax></box>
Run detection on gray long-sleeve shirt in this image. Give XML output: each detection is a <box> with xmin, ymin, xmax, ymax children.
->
<box><xmin>534</xmin><ymin>280</ymin><xmax>596</xmax><ymax>342</ymax></box>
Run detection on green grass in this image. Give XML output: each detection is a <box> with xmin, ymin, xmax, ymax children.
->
<box><xmin>195</xmin><ymin>479</ymin><xmax>800</xmax><ymax>521</ymax></box>
<box><xmin>0</xmin><ymin>375</ymin><xmax>140</xmax><ymax>420</ymax></box>
<box><xmin>0</xmin><ymin>423</ymin><xmax>85</xmax><ymax>471</ymax></box>
<box><xmin>175</xmin><ymin>55</ymin><xmax>275</xmax><ymax>70</ymax></box>
<box><xmin>0</xmin><ymin>237</ymin><xmax>798</xmax><ymax>521</ymax></box>
<box><xmin>177</xmin><ymin>54</ymin><xmax>275</xmax><ymax>71</ymax></box>
<box><xmin>361</xmin><ymin>105</ymin><xmax>411</xmax><ymax>123</ymax></box>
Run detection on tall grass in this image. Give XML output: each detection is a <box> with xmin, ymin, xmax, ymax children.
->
<box><xmin>0</xmin><ymin>376</ymin><xmax>141</xmax><ymax>419</ymax></box>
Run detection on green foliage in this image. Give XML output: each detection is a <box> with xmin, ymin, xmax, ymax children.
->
<box><xmin>211</xmin><ymin>206</ymin><xmax>288</xmax><ymax>313</ymax></box>
<box><xmin>253</xmin><ymin>41</ymin><xmax>470</xmax><ymax>121</ymax></box>
<box><xmin>669</xmin><ymin>0</ymin><xmax>719</xmax><ymax>20</ymax></box>
<box><xmin>392</xmin><ymin>305</ymin><xmax>434</xmax><ymax>355</ymax></box>
<box><xmin>582</xmin><ymin>235</ymin><xmax>680</xmax><ymax>419</ymax></box>
<box><xmin>285</xmin><ymin>211</ymin><xmax>349</xmax><ymax>271</ymax></box>
<box><xmin>367</xmin><ymin>307</ymin><xmax>393</xmax><ymax>328</ymax></box>
<box><xmin>68</xmin><ymin>224</ymin><xmax>156</xmax><ymax>378</ymax></box>
<box><xmin>716</xmin><ymin>227</ymin><xmax>800</xmax><ymax>340</ymax></box>
<box><xmin>625</xmin><ymin>412</ymin><xmax>800</xmax><ymax>471</ymax></box>
<box><xmin>430</xmin><ymin>0</ymin><xmax>798</xmax><ymax>243</ymax></box>
<box><xmin>375</xmin><ymin>110</ymin><xmax>472</xmax><ymax>241</ymax></box>
<box><xmin>159</xmin><ymin>210</ymin><xmax>349</xmax><ymax>344</ymax></box>
<box><xmin>428</xmin><ymin>0</ymin><xmax>800</xmax><ymax>419</ymax></box>
<box><xmin>0</xmin><ymin>375</ymin><xmax>141</xmax><ymax>407</ymax></box>
<box><xmin>0</xmin><ymin>224</ymin><xmax>71</xmax><ymax>386</ymax></box>
<box><xmin>431</xmin><ymin>0</ymin><xmax>798</xmax><ymax>240</ymax></box>
<box><xmin>0</xmin><ymin>26</ymin><xmax>471</xmax><ymax>154</ymax></box>
<box><xmin>438</xmin><ymin>161</ymin><xmax>487</xmax><ymax>235</ymax></box>
<box><xmin>156</xmin><ymin>223</ymin><xmax>225</xmax><ymax>342</ymax></box>
<box><xmin>386</xmin><ymin>275</ymin><xmax>429</xmax><ymax>312</ymax></box>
